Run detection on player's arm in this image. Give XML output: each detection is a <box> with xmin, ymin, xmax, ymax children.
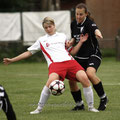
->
<box><xmin>3</xmin><ymin>51</ymin><xmax>32</xmax><ymax>65</ymax></box>
<box><xmin>88</xmin><ymin>20</ymin><xmax>103</xmax><ymax>39</ymax></box>
<box><xmin>70</xmin><ymin>34</ymin><xmax>88</xmax><ymax>56</ymax></box>
<box><xmin>95</xmin><ymin>29</ymin><xmax>103</xmax><ymax>39</ymax></box>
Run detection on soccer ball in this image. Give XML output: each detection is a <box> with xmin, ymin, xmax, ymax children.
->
<box><xmin>49</xmin><ymin>80</ymin><xmax>65</xmax><ymax>96</ymax></box>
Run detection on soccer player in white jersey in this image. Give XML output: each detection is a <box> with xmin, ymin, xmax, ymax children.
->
<box><xmin>3</xmin><ymin>17</ymin><xmax>99</xmax><ymax>113</ymax></box>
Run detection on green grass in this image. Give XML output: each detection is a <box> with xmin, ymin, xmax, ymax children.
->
<box><xmin>101</xmin><ymin>48</ymin><xmax>116</xmax><ymax>57</ymax></box>
<box><xmin>0</xmin><ymin>57</ymin><xmax>120</xmax><ymax>120</ymax></box>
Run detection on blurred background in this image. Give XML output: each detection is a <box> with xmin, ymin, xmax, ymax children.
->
<box><xmin>0</xmin><ymin>0</ymin><xmax>120</xmax><ymax>62</ymax></box>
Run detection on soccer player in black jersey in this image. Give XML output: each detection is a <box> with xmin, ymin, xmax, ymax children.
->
<box><xmin>69</xmin><ymin>3</ymin><xmax>108</xmax><ymax>111</ymax></box>
<box><xmin>0</xmin><ymin>85</ymin><xmax>16</xmax><ymax>120</ymax></box>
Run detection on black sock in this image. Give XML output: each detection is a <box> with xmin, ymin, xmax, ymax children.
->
<box><xmin>0</xmin><ymin>85</ymin><xmax>16</xmax><ymax>120</ymax></box>
<box><xmin>93</xmin><ymin>82</ymin><xmax>106</xmax><ymax>98</ymax></box>
<box><xmin>71</xmin><ymin>89</ymin><xmax>83</xmax><ymax>103</ymax></box>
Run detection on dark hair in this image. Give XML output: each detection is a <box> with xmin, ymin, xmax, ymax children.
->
<box><xmin>76</xmin><ymin>3</ymin><xmax>88</xmax><ymax>13</ymax></box>
<box><xmin>76</xmin><ymin>3</ymin><xmax>94</xmax><ymax>21</ymax></box>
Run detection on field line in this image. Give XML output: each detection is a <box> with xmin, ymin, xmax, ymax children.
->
<box><xmin>103</xmin><ymin>83</ymin><xmax>120</xmax><ymax>85</ymax></box>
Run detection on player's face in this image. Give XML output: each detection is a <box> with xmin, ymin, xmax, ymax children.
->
<box><xmin>43</xmin><ymin>23</ymin><xmax>56</xmax><ymax>35</ymax></box>
<box><xmin>75</xmin><ymin>8</ymin><xmax>87</xmax><ymax>23</ymax></box>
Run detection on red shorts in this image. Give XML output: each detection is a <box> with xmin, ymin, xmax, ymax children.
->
<box><xmin>48</xmin><ymin>60</ymin><xmax>84</xmax><ymax>81</ymax></box>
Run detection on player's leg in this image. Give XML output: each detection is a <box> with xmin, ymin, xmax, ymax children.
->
<box><xmin>68</xmin><ymin>81</ymin><xmax>85</xmax><ymax>111</ymax></box>
<box><xmin>86</xmin><ymin>67</ymin><xmax>108</xmax><ymax>110</ymax></box>
<box><xmin>76</xmin><ymin>70</ymin><xmax>99</xmax><ymax>112</ymax></box>
<box><xmin>69</xmin><ymin>59</ymin><xmax>88</xmax><ymax>111</ymax></box>
<box><xmin>86</xmin><ymin>56</ymin><xmax>108</xmax><ymax>110</ymax></box>
<box><xmin>0</xmin><ymin>85</ymin><xmax>16</xmax><ymax>120</ymax></box>
<box><xmin>69</xmin><ymin>58</ymin><xmax>87</xmax><ymax>111</ymax></box>
<box><xmin>30</xmin><ymin>73</ymin><xmax>59</xmax><ymax>114</ymax></box>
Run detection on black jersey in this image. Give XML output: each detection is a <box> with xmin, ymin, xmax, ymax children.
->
<box><xmin>71</xmin><ymin>17</ymin><xmax>102</xmax><ymax>61</ymax></box>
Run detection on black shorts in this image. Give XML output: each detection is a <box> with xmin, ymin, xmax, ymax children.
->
<box><xmin>75</xmin><ymin>56</ymin><xmax>101</xmax><ymax>71</ymax></box>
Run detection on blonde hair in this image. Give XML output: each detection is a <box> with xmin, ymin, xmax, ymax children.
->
<box><xmin>42</xmin><ymin>17</ymin><xmax>55</xmax><ymax>27</ymax></box>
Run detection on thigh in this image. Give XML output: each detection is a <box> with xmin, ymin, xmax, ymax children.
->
<box><xmin>76</xmin><ymin>70</ymin><xmax>90</xmax><ymax>87</ymax></box>
<box><xmin>48</xmin><ymin>62</ymin><xmax>67</xmax><ymax>81</ymax></box>
<box><xmin>46</xmin><ymin>73</ymin><xmax>59</xmax><ymax>87</ymax></box>
<box><xmin>66</xmin><ymin>60</ymin><xmax>84</xmax><ymax>81</ymax></box>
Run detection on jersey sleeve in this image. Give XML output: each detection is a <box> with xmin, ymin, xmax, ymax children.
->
<box><xmin>88</xmin><ymin>20</ymin><xmax>98</xmax><ymax>35</ymax></box>
<box><xmin>27</xmin><ymin>39</ymin><xmax>41</xmax><ymax>54</ymax></box>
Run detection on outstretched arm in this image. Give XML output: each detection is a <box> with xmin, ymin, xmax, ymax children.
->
<box><xmin>3</xmin><ymin>51</ymin><xmax>32</xmax><ymax>65</ymax></box>
<box><xmin>70</xmin><ymin>34</ymin><xmax>88</xmax><ymax>56</ymax></box>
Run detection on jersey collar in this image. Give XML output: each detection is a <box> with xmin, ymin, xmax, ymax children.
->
<box><xmin>46</xmin><ymin>32</ymin><xmax>58</xmax><ymax>37</ymax></box>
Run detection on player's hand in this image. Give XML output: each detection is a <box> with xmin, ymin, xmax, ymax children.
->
<box><xmin>66</xmin><ymin>41</ymin><xmax>72</xmax><ymax>48</ymax></box>
<box><xmin>3</xmin><ymin>58</ymin><xmax>12</xmax><ymax>65</ymax></box>
<box><xmin>80</xmin><ymin>33</ymin><xmax>88</xmax><ymax>43</ymax></box>
<box><xmin>65</xmin><ymin>39</ymin><xmax>74</xmax><ymax>48</ymax></box>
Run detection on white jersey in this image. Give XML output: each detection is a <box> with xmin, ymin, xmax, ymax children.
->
<box><xmin>27</xmin><ymin>32</ymin><xmax>74</xmax><ymax>67</ymax></box>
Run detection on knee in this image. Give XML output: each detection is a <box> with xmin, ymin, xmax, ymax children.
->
<box><xmin>69</xmin><ymin>81</ymin><xmax>79</xmax><ymax>91</ymax></box>
<box><xmin>86</xmin><ymin>70</ymin><xmax>101</xmax><ymax>84</ymax></box>
<box><xmin>86</xmin><ymin>70</ymin><xmax>95</xmax><ymax>80</ymax></box>
<box><xmin>81</xmin><ymin>75</ymin><xmax>90</xmax><ymax>87</ymax></box>
<box><xmin>76</xmin><ymin>71</ymin><xmax>90</xmax><ymax>87</ymax></box>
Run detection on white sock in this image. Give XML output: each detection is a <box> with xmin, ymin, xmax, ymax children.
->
<box><xmin>37</xmin><ymin>86</ymin><xmax>51</xmax><ymax>110</ymax></box>
<box><xmin>83</xmin><ymin>86</ymin><xmax>94</xmax><ymax>108</ymax></box>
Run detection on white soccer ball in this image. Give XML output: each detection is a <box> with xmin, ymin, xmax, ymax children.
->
<box><xmin>49</xmin><ymin>80</ymin><xmax>65</xmax><ymax>96</ymax></box>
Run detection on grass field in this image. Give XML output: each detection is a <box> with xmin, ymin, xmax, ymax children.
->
<box><xmin>0</xmin><ymin>57</ymin><xmax>120</xmax><ymax>120</ymax></box>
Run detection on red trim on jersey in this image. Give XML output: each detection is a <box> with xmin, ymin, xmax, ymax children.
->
<box><xmin>68</xmin><ymin>46</ymin><xmax>73</xmax><ymax>53</ymax></box>
<box><xmin>65</xmin><ymin>41</ymin><xmax>74</xmax><ymax>60</ymax></box>
<box><xmin>65</xmin><ymin>48</ymin><xmax>74</xmax><ymax>60</ymax></box>
<box><xmin>40</xmin><ymin>43</ymin><xmax>53</xmax><ymax>62</ymax></box>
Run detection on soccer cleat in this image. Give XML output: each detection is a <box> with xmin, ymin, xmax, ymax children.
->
<box><xmin>30</xmin><ymin>107</ymin><xmax>42</xmax><ymax>114</ymax></box>
<box><xmin>72</xmin><ymin>104</ymin><xmax>85</xmax><ymax>111</ymax></box>
<box><xmin>88</xmin><ymin>107</ymin><xmax>99</xmax><ymax>112</ymax></box>
<box><xmin>98</xmin><ymin>97</ymin><xmax>108</xmax><ymax>111</ymax></box>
